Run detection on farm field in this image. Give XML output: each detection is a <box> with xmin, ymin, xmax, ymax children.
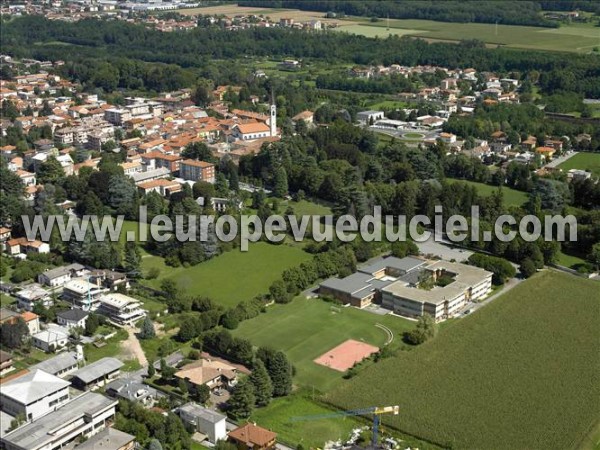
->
<box><xmin>233</xmin><ymin>297</ymin><xmax>415</xmax><ymax>391</ymax></box>
<box><xmin>335</xmin><ymin>19</ymin><xmax>600</xmax><ymax>53</ymax></box>
<box><xmin>141</xmin><ymin>242</ymin><xmax>310</xmax><ymax>308</ymax></box>
<box><xmin>325</xmin><ymin>271</ymin><xmax>600</xmax><ymax>449</ymax></box>
<box><xmin>446</xmin><ymin>178</ymin><xmax>529</xmax><ymax>206</ymax></box>
<box><xmin>558</xmin><ymin>152</ymin><xmax>600</xmax><ymax>178</ymax></box>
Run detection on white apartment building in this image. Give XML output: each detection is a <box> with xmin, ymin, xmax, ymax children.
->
<box><xmin>0</xmin><ymin>370</ymin><xmax>70</xmax><ymax>421</ymax></box>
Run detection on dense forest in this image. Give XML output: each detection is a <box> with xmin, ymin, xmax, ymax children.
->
<box><xmin>239</xmin><ymin>0</ymin><xmax>558</xmax><ymax>27</ymax></box>
<box><xmin>3</xmin><ymin>16</ymin><xmax>600</xmax><ymax>98</ymax></box>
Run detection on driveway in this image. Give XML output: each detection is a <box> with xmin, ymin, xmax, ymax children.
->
<box><xmin>121</xmin><ymin>326</ymin><xmax>148</xmax><ymax>367</ymax></box>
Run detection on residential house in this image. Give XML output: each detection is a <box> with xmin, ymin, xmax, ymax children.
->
<box><xmin>31</xmin><ymin>351</ymin><xmax>82</xmax><ymax>378</ymax></box>
<box><xmin>32</xmin><ymin>325</ymin><xmax>70</xmax><ymax>352</ymax></box>
<box><xmin>70</xmin><ymin>357</ymin><xmax>124</xmax><ymax>391</ymax></box>
<box><xmin>21</xmin><ymin>311</ymin><xmax>40</xmax><ymax>335</ymax></box>
<box><xmin>15</xmin><ymin>284</ymin><xmax>51</xmax><ymax>311</ymax></box>
<box><xmin>535</xmin><ymin>146</ymin><xmax>556</xmax><ymax>161</ymax></box>
<box><xmin>74</xmin><ymin>427</ymin><xmax>136</xmax><ymax>450</ymax></box>
<box><xmin>0</xmin><ymin>392</ymin><xmax>117</xmax><ymax>450</ymax></box>
<box><xmin>56</xmin><ymin>309</ymin><xmax>89</xmax><ymax>329</ymax></box>
<box><xmin>38</xmin><ymin>263</ymin><xmax>87</xmax><ymax>287</ymax></box>
<box><xmin>228</xmin><ymin>423</ymin><xmax>277</xmax><ymax>450</ymax></box>
<box><xmin>105</xmin><ymin>378</ymin><xmax>161</xmax><ymax>406</ymax></box>
<box><xmin>97</xmin><ymin>293</ymin><xmax>146</xmax><ymax>326</ymax></box>
<box><xmin>89</xmin><ymin>270</ymin><xmax>129</xmax><ymax>292</ymax></box>
<box><xmin>177</xmin><ymin>403</ymin><xmax>227</xmax><ymax>444</ymax></box>
<box><xmin>0</xmin><ymin>350</ymin><xmax>14</xmax><ymax>376</ymax></box>
<box><xmin>0</xmin><ymin>369</ymin><xmax>70</xmax><ymax>421</ymax></box>
<box><xmin>179</xmin><ymin>159</ymin><xmax>216</xmax><ymax>183</ymax></box>
<box><xmin>0</xmin><ymin>227</ymin><xmax>11</xmax><ymax>250</ymax></box>
<box><xmin>62</xmin><ymin>278</ymin><xmax>109</xmax><ymax>311</ymax></box>
<box><xmin>174</xmin><ymin>359</ymin><xmax>239</xmax><ymax>392</ymax></box>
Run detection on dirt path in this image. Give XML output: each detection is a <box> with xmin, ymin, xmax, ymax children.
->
<box><xmin>120</xmin><ymin>326</ymin><xmax>148</xmax><ymax>367</ymax></box>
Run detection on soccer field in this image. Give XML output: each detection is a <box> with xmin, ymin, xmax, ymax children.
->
<box><xmin>336</xmin><ymin>19</ymin><xmax>600</xmax><ymax>53</ymax></box>
<box><xmin>558</xmin><ymin>152</ymin><xmax>600</xmax><ymax>178</ymax></box>
<box><xmin>326</xmin><ymin>271</ymin><xmax>600</xmax><ymax>449</ymax></box>
<box><xmin>233</xmin><ymin>297</ymin><xmax>415</xmax><ymax>391</ymax></box>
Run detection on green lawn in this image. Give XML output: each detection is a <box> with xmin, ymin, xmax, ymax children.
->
<box><xmin>446</xmin><ymin>178</ymin><xmax>529</xmax><ymax>206</ymax></box>
<box><xmin>83</xmin><ymin>328</ymin><xmax>140</xmax><ymax>371</ymax></box>
<box><xmin>326</xmin><ymin>271</ymin><xmax>600</xmax><ymax>449</ymax></box>
<box><xmin>336</xmin><ymin>19</ymin><xmax>600</xmax><ymax>53</ymax></box>
<box><xmin>0</xmin><ymin>293</ymin><xmax>16</xmax><ymax>307</ymax></box>
<box><xmin>233</xmin><ymin>297</ymin><xmax>415</xmax><ymax>391</ymax></box>
<box><xmin>142</xmin><ymin>242</ymin><xmax>311</xmax><ymax>308</ymax></box>
<box><xmin>556</xmin><ymin>250</ymin><xmax>587</xmax><ymax>270</ymax></box>
<box><xmin>558</xmin><ymin>152</ymin><xmax>600</xmax><ymax>178</ymax></box>
<box><xmin>249</xmin><ymin>392</ymin><xmax>365</xmax><ymax>447</ymax></box>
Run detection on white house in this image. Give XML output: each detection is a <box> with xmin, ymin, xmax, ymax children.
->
<box><xmin>357</xmin><ymin>110</ymin><xmax>385</xmax><ymax>124</ymax></box>
<box><xmin>15</xmin><ymin>284</ymin><xmax>51</xmax><ymax>311</ymax></box>
<box><xmin>38</xmin><ymin>264</ymin><xmax>87</xmax><ymax>287</ymax></box>
<box><xmin>0</xmin><ymin>369</ymin><xmax>70</xmax><ymax>421</ymax></box>
<box><xmin>32</xmin><ymin>325</ymin><xmax>70</xmax><ymax>352</ymax></box>
<box><xmin>56</xmin><ymin>309</ymin><xmax>89</xmax><ymax>330</ymax></box>
<box><xmin>97</xmin><ymin>293</ymin><xmax>146</xmax><ymax>326</ymax></box>
<box><xmin>177</xmin><ymin>403</ymin><xmax>227</xmax><ymax>444</ymax></box>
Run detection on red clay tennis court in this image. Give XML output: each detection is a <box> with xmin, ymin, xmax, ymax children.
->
<box><xmin>313</xmin><ymin>339</ymin><xmax>379</xmax><ymax>372</ymax></box>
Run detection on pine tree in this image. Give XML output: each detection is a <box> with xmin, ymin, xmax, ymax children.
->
<box><xmin>273</xmin><ymin>166</ymin><xmax>288</xmax><ymax>198</ymax></box>
<box><xmin>266</xmin><ymin>351</ymin><xmax>293</xmax><ymax>397</ymax></box>
<box><xmin>147</xmin><ymin>360</ymin><xmax>156</xmax><ymax>378</ymax></box>
<box><xmin>124</xmin><ymin>241</ymin><xmax>141</xmax><ymax>274</ymax></box>
<box><xmin>139</xmin><ymin>316</ymin><xmax>155</xmax><ymax>340</ymax></box>
<box><xmin>249</xmin><ymin>359</ymin><xmax>273</xmax><ymax>407</ymax></box>
<box><xmin>227</xmin><ymin>378</ymin><xmax>255</xmax><ymax>419</ymax></box>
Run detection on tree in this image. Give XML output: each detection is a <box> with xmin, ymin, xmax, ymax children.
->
<box><xmin>588</xmin><ymin>243</ymin><xmax>600</xmax><ymax>270</ymax></box>
<box><xmin>37</xmin><ymin>156</ymin><xmax>64</xmax><ymax>184</ymax></box>
<box><xmin>39</xmin><ymin>100</ymin><xmax>53</xmax><ymax>116</ymax></box>
<box><xmin>160</xmin><ymin>358</ymin><xmax>176</xmax><ymax>382</ymax></box>
<box><xmin>178</xmin><ymin>379</ymin><xmax>189</xmax><ymax>396</ymax></box>
<box><xmin>273</xmin><ymin>166</ymin><xmax>288</xmax><ymax>198</ymax></box>
<box><xmin>0</xmin><ymin>318</ymin><xmax>29</xmax><ymax>349</ymax></box>
<box><xmin>148</xmin><ymin>439</ymin><xmax>163</xmax><ymax>450</ymax></box>
<box><xmin>248</xmin><ymin>359</ymin><xmax>273</xmax><ymax>407</ymax></box>
<box><xmin>123</xmin><ymin>241</ymin><xmax>141</xmax><ymax>274</ymax></box>
<box><xmin>139</xmin><ymin>316</ymin><xmax>155</xmax><ymax>340</ymax></box>
<box><xmin>85</xmin><ymin>313</ymin><xmax>101</xmax><ymax>336</ymax></box>
<box><xmin>520</xmin><ymin>258</ymin><xmax>537</xmax><ymax>278</ymax></box>
<box><xmin>147</xmin><ymin>360</ymin><xmax>156</xmax><ymax>378</ymax></box>
<box><xmin>405</xmin><ymin>314</ymin><xmax>438</xmax><ymax>345</ymax></box>
<box><xmin>263</xmin><ymin>351</ymin><xmax>292</xmax><ymax>397</ymax></box>
<box><xmin>227</xmin><ymin>378</ymin><xmax>255</xmax><ymax>419</ymax></box>
<box><xmin>269</xmin><ymin>279</ymin><xmax>291</xmax><ymax>304</ymax></box>
<box><xmin>390</xmin><ymin>240</ymin><xmax>419</xmax><ymax>258</ymax></box>
<box><xmin>193</xmin><ymin>384</ymin><xmax>211</xmax><ymax>404</ymax></box>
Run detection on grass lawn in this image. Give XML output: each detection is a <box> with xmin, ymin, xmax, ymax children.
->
<box><xmin>141</xmin><ymin>242</ymin><xmax>310</xmax><ymax>308</ymax></box>
<box><xmin>83</xmin><ymin>328</ymin><xmax>140</xmax><ymax>370</ymax></box>
<box><xmin>233</xmin><ymin>297</ymin><xmax>415</xmax><ymax>392</ymax></box>
<box><xmin>556</xmin><ymin>250</ymin><xmax>588</xmax><ymax>270</ymax></box>
<box><xmin>326</xmin><ymin>271</ymin><xmax>600</xmax><ymax>449</ymax></box>
<box><xmin>336</xmin><ymin>19</ymin><xmax>600</xmax><ymax>53</ymax></box>
<box><xmin>0</xmin><ymin>293</ymin><xmax>16</xmax><ymax>307</ymax></box>
<box><xmin>283</xmin><ymin>199</ymin><xmax>332</xmax><ymax>217</ymax></box>
<box><xmin>249</xmin><ymin>391</ymin><xmax>364</xmax><ymax>447</ymax></box>
<box><xmin>446</xmin><ymin>178</ymin><xmax>529</xmax><ymax>206</ymax></box>
<box><xmin>558</xmin><ymin>152</ymin><xmax>600</xmax><ymax>178</ymax></box>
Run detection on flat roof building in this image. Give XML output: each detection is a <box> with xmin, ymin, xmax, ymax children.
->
<box><xmin>70</xmin><ymin>357</ymin><xmax>124</xmax><ymax>391</ymax></box>
<box><xmin>0</xmin><ymin>392</ymin><xmax>117</xmax><ymax>450</ymax></box>
<box><xmin>0</xmin><ymin>369</ymin><xmax>70</xmax><ymax>421</ymax></box>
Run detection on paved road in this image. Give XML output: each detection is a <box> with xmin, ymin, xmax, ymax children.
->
<box><xmin>545</xmin><ymin>151</ymin><xmax>578</xmax><ymax>168</ymax></box>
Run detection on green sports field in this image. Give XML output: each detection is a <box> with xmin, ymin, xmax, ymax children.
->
<box><xmin>336</xmin><ymin>19</ymin><xmax>600</xmax><ymax>53</ymax></box>
<box><xmin>233</xmin><ymin>297</ymin><xmax>415</xmax><ymax>391</ymax></box>
<box><xmin>446</xmin><ymin>178</ymin><xmax>529</xmax><ymax>206</ymax></box>
<box><xmin>326</xmin><ymin>271</ymin><xmax>600</xmax><ymax>449</ymax></box>
<box><xmin>141</xmin><ymin>242</ymin><xmax>310</xmax><ymax>308</ymax></box>
<box><xmin>558</xmin><ymin>152</ymin><xmax>600</xmax><ymax>178</ymax></box>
